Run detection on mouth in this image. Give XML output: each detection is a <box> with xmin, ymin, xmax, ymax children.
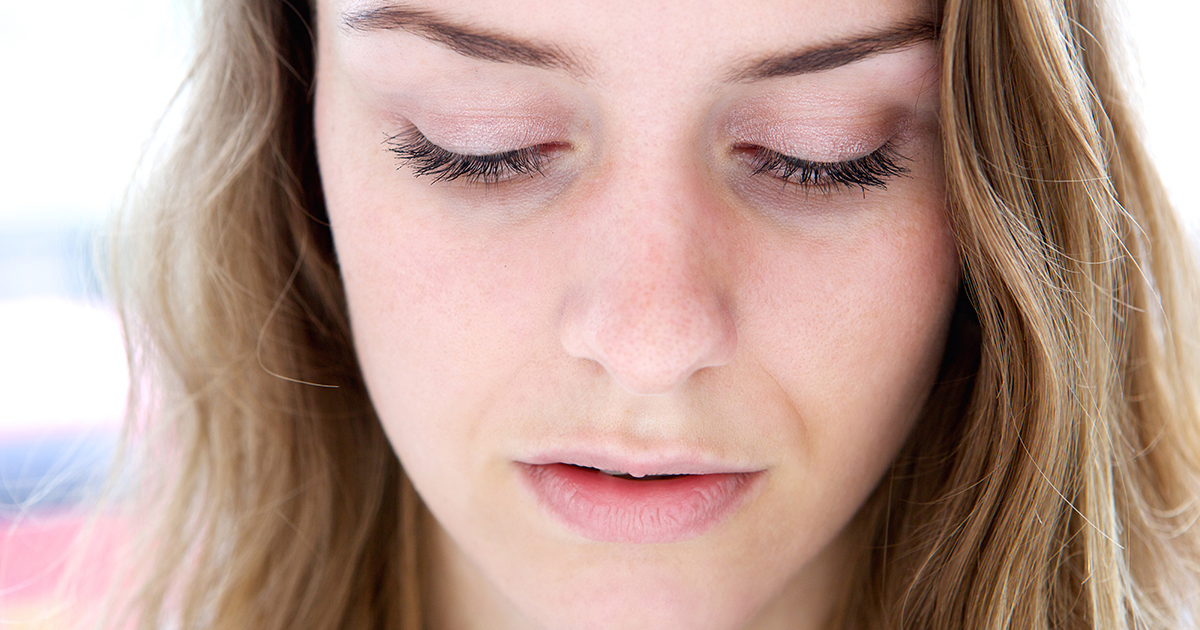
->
<box><xmin>518</xmin><ymin>462</ymin><xmax>764</xmax><ymax>544</ymax></box>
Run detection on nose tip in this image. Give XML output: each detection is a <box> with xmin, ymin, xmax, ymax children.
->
<box><xmin>561</xmin><ymin>274</ymin><xmax>738</xmax><ymax>395</ymax></box>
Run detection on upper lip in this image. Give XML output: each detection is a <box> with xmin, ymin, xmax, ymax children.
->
<box><xmin>517</xmin><ymin>448</ymin><xmax>763</xmax><ymax>478</ymax></box>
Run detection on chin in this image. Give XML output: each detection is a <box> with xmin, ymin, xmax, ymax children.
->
<box><xmin>513</xmin><ymin>570</ymin><xmax>771</xmax><ymax>630</ymax></box>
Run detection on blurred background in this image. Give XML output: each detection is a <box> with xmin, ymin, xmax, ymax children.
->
<box><xmin>0</xmin><ymin>1</ymin><xmax>192</xmax><ymax>627</ymax></box>
<box><xmin>0</xmin><ymin>0</ymin><xmax>1197</xmax><ymax>628</ymax></box>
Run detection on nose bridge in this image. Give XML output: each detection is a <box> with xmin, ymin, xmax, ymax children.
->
<box><xmin>560</xmin><ymin>151</ymin><xmax>738</xmax><ymax>395</ymax></box>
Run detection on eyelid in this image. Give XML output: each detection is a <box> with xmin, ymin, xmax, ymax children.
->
<box><xmin>724</xmin><ymin>107</ymin><xmax>917</xmax><ymax>164</ymax></box>
<box><xmin>738</xmin><ymin>141</ymin><xmax>911</xmax><ymax>192</ymax></box>
<box><xmin>384</xmin><ymin>126</ymin><xmax>553</xmax><ymax>184</ymax></box>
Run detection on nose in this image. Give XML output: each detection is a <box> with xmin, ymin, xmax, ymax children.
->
<box><xmin>559</xmin><ymin>165</ymin><xmax>738</xmax><ymax>395</ymax></box>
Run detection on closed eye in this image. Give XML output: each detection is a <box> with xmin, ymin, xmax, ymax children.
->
<box><xmin>384</xmin><ymin>127</ymin><xmax>553</xmax><ymax>184</ymax></box>
<box><xmin>738</xmin><ymin>142</ymin><xmax>911</xmax><ymax>193</ymax></box>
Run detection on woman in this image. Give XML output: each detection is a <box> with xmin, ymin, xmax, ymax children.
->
<box><xmin>107</xmin><ymin>0</ymin><xmax>1200</xmax><ymax>628</ymax></box>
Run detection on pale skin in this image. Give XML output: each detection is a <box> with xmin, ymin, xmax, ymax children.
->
<box><xmin>314</xmin><ymin>0</ymin><xmax>958</xmax><ymax>628</ymax></box>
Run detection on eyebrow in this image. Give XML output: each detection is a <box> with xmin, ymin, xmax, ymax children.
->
<box><xmin>731</xmin><ymin>19</ymin><xmax>938</xmax><ymax>81</ymax></box>
<box><xmin>341</xmin><ymin>4</ymin><xmax>586</xmax><ymax>74</ymax></box>
<box><xmin>341</xmin><ymin>4</ymin><xmax>937</xmax><ymax>82</ymax></box>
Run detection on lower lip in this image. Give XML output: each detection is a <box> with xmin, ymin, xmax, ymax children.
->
<box><xmin>519</xmin><ymin>463</ymin><xmax>761</xmax><ymax>544</ymax></box>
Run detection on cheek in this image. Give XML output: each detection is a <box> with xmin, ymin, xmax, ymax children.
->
<box><xmin>722</xmin><ymin>198</ymin><xmax>959</xmax><ymax>578</ymax></box>
<box><xmin>744</xmin><ymin>193</ymin><xmax>959</xmax><ymax>481</ymax></box>
<box><xmin>329</xmin><ymin>214</ymin><xmax>543</xmax><ymax>434</ymax></box>
<box><xmin>323</xmin><ymin>172</ymin><xmax>570</xmax><ymax>516</ymax></box>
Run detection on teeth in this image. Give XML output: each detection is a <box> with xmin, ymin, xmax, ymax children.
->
<box><xmin>599</xmin><ymin>468</ymin><xmax>645</xmax><ymax>478</ymax></box>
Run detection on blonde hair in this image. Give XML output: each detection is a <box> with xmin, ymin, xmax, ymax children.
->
<box><xmin>105</xmin><ymin>0</ymin><xmax>1200</xmax><ymax>628</ymax></box>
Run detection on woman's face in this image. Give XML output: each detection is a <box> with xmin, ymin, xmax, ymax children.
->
<box><xmin>314</xmin><ymin>0</ymin><xmax>956</xmax><ymax>627</ymax></box>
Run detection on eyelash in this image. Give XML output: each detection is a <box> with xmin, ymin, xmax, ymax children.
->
<box><xmin>384</xmin><ymin>128</ymin><xmax>548</xmax><ymax>184</ymax></box>
<box><xmin>385</xmin><ymin>128</ymin><xmax>910</xmax><ymax>192</ymax></box>
<box><xmin>739</xmin><ymin>142</ymin><xmax>910</xmax><ymax>193</ymax></box>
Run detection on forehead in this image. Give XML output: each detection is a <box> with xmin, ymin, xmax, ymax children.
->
<box><xmin>323</xmin><ymin>0</ymin><xmax>938</xmax><ymax>80</ymax></box>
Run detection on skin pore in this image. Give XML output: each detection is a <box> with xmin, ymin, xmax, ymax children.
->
<box><xmin>313</xmin><ymin>0</ymin><xmax>957</xmax><ymax>628</ymax></box>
